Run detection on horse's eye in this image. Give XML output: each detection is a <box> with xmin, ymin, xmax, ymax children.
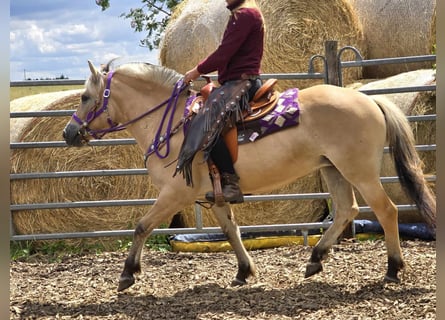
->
<box><xmin>81</xmin><ymin>95</ymin><xmax>89</xmax><ymax>103</ymax></box>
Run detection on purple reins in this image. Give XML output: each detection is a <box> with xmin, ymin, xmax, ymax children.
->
<box><xmin>71</xmin><ymin>71</ymin><xmax>188</xmax><ymax>159</ymax></box>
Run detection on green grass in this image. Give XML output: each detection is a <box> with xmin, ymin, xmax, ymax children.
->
<box><xmin>10</xmin><ymin>239</ymin><xmax>105</xmax><ymax>263</ymax></box>
<box><xmin>10</xmin><ymin>233</ymin><xmax>172</xmax><ymax>262</ymax></box>
<box><xmin>10</xmin><ymin>85</ymin><xmax>84</xmax><ymax>101</ymax></box>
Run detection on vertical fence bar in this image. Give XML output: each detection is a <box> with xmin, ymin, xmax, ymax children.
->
<box><xmin>324</xmin><ymin>40</ymin><xmax>340</xmax><ymax>86</ymax></box>
<box><xmin>194</xmin><ymin>203</ymin><xmax>204</xmax><ymax>231</ymax></box>
<box><xmin>324</xmin><ymin>40</ymin><xmax>355</xmax><ymax>238</ymax></box>
<box><xmin>10</xmin><ymin>210</ymin><xmax>16</xmax><ymax>238</ymax></box>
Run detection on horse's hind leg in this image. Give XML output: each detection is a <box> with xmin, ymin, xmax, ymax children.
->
<box><xmin>305</xmin><ymin>166</ymin><xmax>359</xmax><ymax>278</ymax></box>
<box><xmin>211</xmin><ymin>204</ymin><xmax>256</xmax><ymax>285</ymax></box>
<box><xmin>355</xmin><ymin>180</ymin><xmax>404</xmax><ymax>282</ymax></box>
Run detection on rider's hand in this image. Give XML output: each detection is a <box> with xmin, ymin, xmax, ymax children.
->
<box><xmin>184</xmin><ymin>66</ymin><xmax>200</xmax><ymax>84</ymax></box>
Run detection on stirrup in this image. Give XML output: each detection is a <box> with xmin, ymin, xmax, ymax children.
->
<box><xmin>205</xmin><ymin>191</ymin><xmax>244</xmax><ymax>204</ymax></box>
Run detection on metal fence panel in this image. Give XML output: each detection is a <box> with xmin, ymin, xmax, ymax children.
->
<box><xmin>10</xmin><ymin>44</ymin><xmax>436</xmax><ymax>241</ymax></box>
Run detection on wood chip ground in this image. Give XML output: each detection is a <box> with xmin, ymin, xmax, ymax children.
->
<box><xmin>10</xmin><ymin>240</ymin><xmax>436</xmax><ymax>319</ymax></box>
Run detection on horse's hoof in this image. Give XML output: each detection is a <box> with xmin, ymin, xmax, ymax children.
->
<box><xmin>305</xmin><ymin>262</ymin><xmax>323</xmax><ymax>278</ymax></box>
<box><xmin>384</xmin><ymin>274</ymin><xmax>401</xmax><ymax>284</ymax></box>
<box><xmin>117</xmin><ymin>275</ymin><xmax>135</xmax><ymax>292</ymax></box>
<box><xmin>231</xmin><ymin>278</ymin><xmax>247</xmax><ymax>286</ymax></box>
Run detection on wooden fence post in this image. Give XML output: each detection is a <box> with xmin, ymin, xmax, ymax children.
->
<box><xmin>324</xmin><ymin>40</ymin><xmax>340</xmax><ymax>86</ymax></box>
<box><xmin>324</xmin><ymin>40</ymin><xmax>355</xmax><ymax>240</ymax></box>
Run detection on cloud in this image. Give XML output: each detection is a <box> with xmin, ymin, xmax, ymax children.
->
<box><xmin>10</xmin><ymin>1</ymin><xmax>159</xmax><ymax>81</ymax></box>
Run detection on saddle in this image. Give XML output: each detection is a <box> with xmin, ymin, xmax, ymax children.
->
<box><xmin>176</xmin><ymin>76</ymin><xmax>301</xmax><ymax>206</ymax></box>
<box><xmin>188</xmin><ymin>78</ymin><xmax>279</xmax><ymax>163</ymax></box>
<box><xmin>175</xmin><ymin>78</ymin><xmax>252</xmax><ymax>187</ymax></box>
<box><xmin>246</xmin><ymin>78</ymin><xmax>279</xmax><ymax>121</ymax></box>
<box><xmin>196</xmin><ymin>77</ymin><xmax>278</xmax><ymax>121</ymax></box>
<box><xmin>229</xmin><ymin>78</ymin><xmax>279</xmax><ymax>162</ymax></box>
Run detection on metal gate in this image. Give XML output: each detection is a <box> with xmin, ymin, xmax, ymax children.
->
<box><xmin>10</xmin><ymin>41</ymin><xmax>436</xmax><ymax>242</ymax></box>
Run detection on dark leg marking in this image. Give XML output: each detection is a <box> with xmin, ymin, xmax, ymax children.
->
<box><xmin>232</xmin><ymin>261</ymin><xmax>251</xmax><ymax>286</ymax></box>
<box><xmin>305</xmin><ymin>246</ymin><xmax>329</xmax><ymax>278</ymax></box>
<box><xmin>384</xmin><ymin>256</ymin><xmax>405</xmax><ymax>283</ymax></box>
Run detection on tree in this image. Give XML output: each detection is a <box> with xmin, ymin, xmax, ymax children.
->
<box><xmin>95</xmin><ymin>0</ymin><xmax>182</xmax><ymax>50</ymax></box>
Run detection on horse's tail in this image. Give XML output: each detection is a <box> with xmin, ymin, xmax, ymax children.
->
<box><xmin>372</xmin><ymin>95</ymin><xmax>436</xmax><ymax>237</ymax></box>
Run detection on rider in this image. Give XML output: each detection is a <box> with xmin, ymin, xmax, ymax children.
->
<box><xmin>183</xmin><ymin>0</ymin><xmax>265</xmax><ymax>203</ymax></box>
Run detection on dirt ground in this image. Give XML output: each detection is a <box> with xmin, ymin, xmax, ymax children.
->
<box><xmin>10</xmin><ymin>239</ymin><xmax>436</xmax><ymax>319</ymax></box>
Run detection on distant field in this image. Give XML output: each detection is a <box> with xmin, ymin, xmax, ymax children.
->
<box><xmin>10</xmin><ymin>85</ymin><xmax>84</xmax><ymax>101</ymax></box>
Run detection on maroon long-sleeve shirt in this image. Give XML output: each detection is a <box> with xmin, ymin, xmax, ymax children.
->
<box><xmin>197</xmin><ymin>7</ymin><xmax>264</xmax><ymax>85</ymax></box>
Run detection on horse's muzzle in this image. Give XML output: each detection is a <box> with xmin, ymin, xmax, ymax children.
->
<box><xmin>63</xmin><ymin>123</ymin><xmax>89</xmax><ymax>147</ymax></box>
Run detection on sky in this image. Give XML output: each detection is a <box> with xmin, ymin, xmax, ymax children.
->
<box><xmin>10</xmin><ymin>1</ymin><xmax>160</xmax><ymax>81</ymax></box>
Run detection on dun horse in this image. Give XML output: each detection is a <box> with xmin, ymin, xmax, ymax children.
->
<box><xmin>63</xmin><ymin>60</ymin><xmax>436</xmax><ymax>292</ymax></box>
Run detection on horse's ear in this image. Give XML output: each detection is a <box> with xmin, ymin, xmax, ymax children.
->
<box><xmin>87</xmin><ymin>60</ymin><xmax>101</xmax><ymax>83</ymax></box>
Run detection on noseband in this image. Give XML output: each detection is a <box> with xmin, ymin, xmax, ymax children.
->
<box><xmin>72</xmin><ymin>71</ymin><xmax>120</xmax><ymax>139</ymax></box>
<box><xmin>71</xmin><ymin>70</ymin><xmax>188</xmax><ymax>159</ymax></box>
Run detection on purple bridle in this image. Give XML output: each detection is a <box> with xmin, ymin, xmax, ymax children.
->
<box><xmin>71</xmin><ymin>70</ymin><xmax>188</xmax><ymax>159</ymax></box>
<box><xmin>72</xmin><ymin>71</ymin><xmax>119</xmax><ymax>139</ymax></box>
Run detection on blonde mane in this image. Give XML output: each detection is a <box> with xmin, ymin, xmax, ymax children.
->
<box><xmin>85</xmin><ymin>61</ymin><xmax>183</xmax><ymax>101</ymax></box>
<box><xmin>113</xmin><ymin>62</ymin><xmax>183</xmax><ymax>88</ymax></box>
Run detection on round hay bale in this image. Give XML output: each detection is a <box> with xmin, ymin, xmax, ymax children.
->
<box><xmin>10</xmin><ymin>90</ymin><xmax>83</xmax><ymax>143</ymax></box>
<box><xmin>354</xmin><ymin>69</ymin><xmax>436</xmax><ymax>112</ymax></box>
<box><xmin>160</xmin><ymin>0</ymin><xmax>365</xmax><ymax>227</ymax></box>
<box><xmin>347</xmin><ymin>0</ymin><xmax>436</xmax><ymax>78</ymax></box>
<box><xmin>347</xmin><ymin>70</ymin><xmax>436</xmax><ymax>223</ymax></box>
<box><xmin>159</xmin><ymin>0</ymin><xmax>365</xmax><ymax>227</ymax></box>
<box><xmin>258</xmin><ymin>0</ymin><xmax>365</xmax><ymax>89</ymax></box>
<box><xmin>431</xmin><ymin>6</ymin><xmax>436</xmax><ymax>48</ymax></box>
<box><xmin>179</xmin><ymin>172</ymin><xmax>328</xmax><ymax>228</ymax></box>
<box><xmin>160</xmin><ymin>0</ymin><xmax>366</xmax><ymax>90</ymax></box>
<box><xmin>10</xmin><ymin>91</ymin><xmax>326</xmax><ymax>236</ymax></box>
<box><xmin>159</xmin><ymin>0</ymin><xmax>229</xmax><ymax>84</ymax></box>
<box><xmin>10</xmin><ymin>91</ymin><xmax>175</xmax><ymax>237</ymax></box>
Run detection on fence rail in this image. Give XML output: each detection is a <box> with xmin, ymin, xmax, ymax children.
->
<box><xmin>10</xmin><ymin>42</ymin><xmax>436</xmax><ymax>242</ymax></box>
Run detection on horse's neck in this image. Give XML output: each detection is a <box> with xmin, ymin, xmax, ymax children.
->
<box><xmin>121</xmin><ymin>86</ymin><xmax>188</xmax><ymax>154</ymax></box>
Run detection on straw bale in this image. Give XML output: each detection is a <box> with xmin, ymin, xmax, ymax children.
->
<box><xmin>431</xmin><ymin>6</ymin><xmax>436</xmax><ymax>48</ymax></box>
<box><xmin>159</xmin><ymin>0</ymin><xmax>229</xmax><ymax>84</ymax></box>
<box><xmin>347</xmin><ymin>70</ymin><xmax>436</xmax><ymax>223</ymax></box>
<box><xmin>347</xmin><ymin>0</ymin><xmax>436</xmax><ymax>78</ymax></box>
<box><xmin>353</xmin><ymin>69</ymin><xmax>436</xmax><ymax>112</ymax></box>
<box><xmin>160</xmin><ymin>0</ymin><xmax>371</xmax><ymax>227</ymax></box>
<box><xmin>10</xmin><ymin>91</ymin><xmax>176</xmax><ymax>236</ymax></box>
<box><xmin>160</xmin><ymin>0</ymin><xmax>366</xmax><ymax>90</ymax></box>
<box><xmin>10</xmin><ymin>90</ymin><xmax>83</xmax><ymax>143</ymax></box>
<box><xmin>180</xmin><ymin>172</ymin><xmax>327</xmax><ymax>228</ymax></box>
<box><xmin>258</xmin><ymin>0</ymin><xmax>365</xmax><ymax>89</ymax></box>
<box><xmin>11</xmin><ymin>90</ymin><xmax>325</xmax><ymax>236</ymax></box>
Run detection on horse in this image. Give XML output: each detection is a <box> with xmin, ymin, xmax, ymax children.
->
<box><xmin>63</xmin><ymin>60</ymin><xmax>436</xmax><ymax>292</ymax></box>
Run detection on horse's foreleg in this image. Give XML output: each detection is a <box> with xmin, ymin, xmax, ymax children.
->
<box><xmin>306</xmin><ymin>166</ymin><xmax>359</xmax><ymax>278</ymax></box>
<box><xmin>211</xmin><ymin>204</ymin><xmax>256</xmax><ymax>285</ymax></box>
<box><xmin>118</xmin><ymin>197</ymin><xmax>185</xmax><ymax>292</ymax></box>
<box><xmin>117</xmin><ymin>221</ymin><xmax>152</xmax><ymax>292</ymax></box>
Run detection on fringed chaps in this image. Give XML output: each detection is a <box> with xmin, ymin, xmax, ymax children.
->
<box><xmin>174</xmin><ymin>79</ymin><xmax>251</xmax><ymax>186</ymax></box>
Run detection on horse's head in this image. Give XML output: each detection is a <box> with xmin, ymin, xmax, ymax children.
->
<box><xmin>64</xmin><ymin>59</ymin><xmax>188</xmax><ymax>156</ymax></box>
<box><xmin>63</xmin><ymin>60</ymin><xmax>119</xmax><ymax>146</ymax></box>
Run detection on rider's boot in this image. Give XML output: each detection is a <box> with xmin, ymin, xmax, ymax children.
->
<box><xmin>205</xmin><ymin>172</ymin><xmax>244</xmax><ymax>204</ymax></box>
